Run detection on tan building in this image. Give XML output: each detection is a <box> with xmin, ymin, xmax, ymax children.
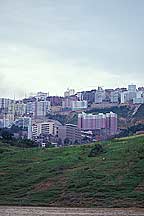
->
<box><xmin>32</xmin><ymin>120</ymin><xmax>61</xmax><ymax>138</ymax></box>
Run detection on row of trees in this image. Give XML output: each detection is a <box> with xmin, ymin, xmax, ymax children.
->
<box><xmin>0</xmin><ymin>128</ymin><xmax>36</xmax><ymax>148</ymax></box>
<box><xmin>117</xmin><ymin>124</ymin><xmax>144</xmax><ymax>138</ymax></box>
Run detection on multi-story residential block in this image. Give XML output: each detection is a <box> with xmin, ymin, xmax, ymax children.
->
<box><xmin>15</xmin><ymin>101</ymin><xmax>26</xmax><ymax>117</ymax></box>
<box><xmin>64</xmin><ymin>88</ymin><xmax>75</xmax><ymax>97</ymax></box>
<box><xmin>62</xmin><ymin>97</ymin><xmax>87</xmax><ymax>111</ymax></box>
<box><xmin>128</xmin><ymin>84</ymin><xmax>137</xmax><ymax>101</ymax></box>
<box><xmin>32</xmin><ymin>120</ymin><xmax>61</xmax><ymax>139</ymax></box>
<box><xmin>133</xmin><ymin>90</ymin><xmax>144</xmax><ymax>104</ymax></box>
<box><xmin>0</xmin><ymin>98</ymin><xmax>14</xmax><ymax>114</ymax></box>
<box><xmin>78</xmin><ymin>112</ymin><xmax>117</xmax><ymax>135</ymax></box>
<box><xmin>26</xmin><ymin>101</ymin><xmax>36</xmax><ymax>116</ymax></box>
<box><xmin>128</xmin><ymin>84</ymin><xmax>136</xmax><ymax>92</ymax></box>
<box><xmin>35</xmin><ymin>92</ymin><xmax>49</xmax><ymax>101</ymax></box>
<box><xmin>58</xmin><ymin>124</ymin><xmax>81</xmax><ymax>145</ymax></box>
<box><xmin>14</xmin><ymin>116</ymin><xmax>32</xmax><ymax>128</ymax></box>
<box><xmin>47</xmin><ymin>96</ymin><xmax>63</xmax><ymax>106</ymax></box>
<box><xmin>133</xmin><ymin>98</ymin><xmax>144</xmax><ymax>104</ymax></box>
<box><xmin>120</xmin><ymin>91</ymin><xmax>129</xmax><ymax>103</ymax></box>
<box><xmin>62</xmin><ymin>98</ymin><xmax>73</xmax><ymax>110</ymax></box>
<box><xmin>26</xmin><ymin>100</ymin><xmax>51</xmax><ymax>119</ymax></box>
<box><xmin>79</xmin><ymin>90</ymin><xmax>96</xmax><ymax>104</ymax></box>
<box><xmin>0</xmin><ymin>113</ymin><xmax>14</xmax><ymax>128</ymax></box>
<box><xmin>36</xmin><ymin>100</ymin><xmax>51</xmax><ymax>118</ymax></box>
<box><xmin>76</xmin><ymin>92</ymin><xmax>83</xmax><ymax>101</ymax></box>
<box><xmin>95</xmin><ymin>87</ymin><xmax>106</xmax><ymax>103</ymax></box>
<box><xmin>120</xmin><ymin>84</ymin><xmax>144</xmax><ymax>104</ymax></box>
<box><xmin>51</xmin><ymin>106</ymin><xmax>62</xmax><ymax>113</ymax></box>
<box><xmin>13</xmin><ymin>117</ymin><xmax>32</xmax><ymax>139</ymax></box>
<box><xmin>110</xmin><ymin>91</ymin><xmax>119</xmax><ymax>103</ymax></box>
<box><xmin>71</xmin><ymin>100</ymin><xmax>88</xmax><ymax>111</ymax></box>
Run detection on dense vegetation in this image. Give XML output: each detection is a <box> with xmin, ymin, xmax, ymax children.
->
<box><xmin>86</xmin><ymin>106</ymin><xmax>130</xmax><ymax>118</ymax></box>
<box><xmin>118</xmin><ymin>124</ymin><xmax>144</xmax><ymax>137</ymax></box>
<box><xmin>47</xmin><ymin>113</ymin><xmax>78</xmax><ymax>125</ymax></box>
<box><xmin>0</xmin><ymin>127</ymin><xmax>38</xmax><ymax>148</ymax></box>
<box><xmin>0</xmin><ymin>135</ymin><xmax>144</xmax><ymax>207</ymax></box>
<box><xmin>133</xmin><ymin>104</ymin><xmax>144</xmax><ymax>119</ymax></box>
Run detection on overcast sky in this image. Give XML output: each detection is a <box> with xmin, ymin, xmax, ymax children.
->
<box><xmin>0</xmin><ymin>0</ymin><xmax>144</xmax><ymax>98</ymax></box>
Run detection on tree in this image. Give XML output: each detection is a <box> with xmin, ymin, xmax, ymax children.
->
<box><xmin>64</xmin><ymin>138</ymin><xmax>70</xmax><ymax>145</ymax></box>
<box><xmin>0</xmin><ymin>129</ymin><xmax>13</xmax><ymax>140</ymax></box>
<box><xmin>88</xmin><ymin>144</ymin><xmax>104</xmax><ymax>157</ymax></box>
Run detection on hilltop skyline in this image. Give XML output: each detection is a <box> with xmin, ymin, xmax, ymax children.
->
<box><xmin>0</xmin><ymin>0</ymin><xmax>144</xmax><ymax>98</ymax></box>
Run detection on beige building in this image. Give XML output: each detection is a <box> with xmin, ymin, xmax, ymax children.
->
<box><xmin>32</xmin><ymin>120</ymin><xmax>61</xmax><ymax>138</ymax></box>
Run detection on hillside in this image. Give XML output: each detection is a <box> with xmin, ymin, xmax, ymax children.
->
<box><xmin>133</xmin><ymin>104</ymin><xmax>144</xmax><ymax>119</ymax></box>
<box><xmin>86</xmin><ymin>105</ymin><xmax>144</xmax><ymax>128</ymax></box>
<box><xmin>0</xmin><ymin>135</ymin><xmax>144</xmax><ymax>208</ymax></box>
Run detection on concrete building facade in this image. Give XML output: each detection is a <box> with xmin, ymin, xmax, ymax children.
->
<box><xmin>58</xmin><ymin>124</ymin><xmax>81</xmax><ymax>145</ymax></box>
<box><xmin>78</xmin><ymin>112</ymin><xmax>117</xmax><ymax>135</ymax></box>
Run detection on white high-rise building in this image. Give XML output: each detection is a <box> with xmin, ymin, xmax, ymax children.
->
<box><xmin>36</xmin><ymin>101</ymin><xmax>51</xmax><ymax>118</ymax></box>
<box><xmin>36</xmin><ymin>92</ymin><xmax>49</xmax><ymax>101</ymax></box>
<box><xmin>120</xmin><ymin>91</ymin><xmax>128</xmax><ymax>103</ymax></box>
<box><xmin>64</xmin><ymin>88</ymin><xmax>75</xmax><ymax>97</ymax></box>
<box><xmin>71</xmin><ymin>100</ymin><xmax>88</xmax><ymax>111</ymax></box>
<box><xmin>110</xmin><ymin>91</ymin><xmax>119</xmax><ymax>103</ymax></box>
<box><xmin>26</xmin><ymin>100</ymin><xmax>51</xmax><ymax>118</ymax></box>
<box><xmin>128</xmin><ymin>84</ymin><xmax>136</xmax><ymax>92</ymax></box>
<box><xmin>95</xmin><ymin>87</ymin><xmax>105</xmax><ymax>103</ymax></box>
<box><xmin>127</xmin><ymin>84</ymin><xmax>137</xmax><ymax>101</ymax></box>
<box><xmin>15</xmin><ymin>102</ymin><xmax>26</xmax><ymax>116</ymax></box>
<box><xmin>76</xmin><ymin>92</ymin><xmax>83</xmax><ymax>101</ymax></box>
<box><xmin>26</xmin><ymin>102</ymin><xmax>36</xmax><ymax>115</ymax></box>
<box><xmin>133</xmin><ymin>90</ymin><xmax>144</xmax><ymax>104</ymax></box>
<box><xmin>0</xmin><ymin>98</ymin><xmax>14</xmax><ymax>113</ymax></box>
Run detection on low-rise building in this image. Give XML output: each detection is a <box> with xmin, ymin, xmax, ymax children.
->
<box><xmin>71</xmin><ymin>100</ymin><xmax>88</xmax><ymax>111</ymax></box>
<box><xmin>32</xmin><ymin>120</ymin><xmax>61</xmax><ymax>140</ymax></box>
<box><xmin>58</xmin><ymin>124</ymin><xmax>81</xmax><ymax>145</ymax></box>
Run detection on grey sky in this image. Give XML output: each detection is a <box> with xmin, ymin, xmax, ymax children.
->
<box><xmin>0</xmin><ymin>0</ymin><xmax>144</xmax><ymax>98</ymax></box>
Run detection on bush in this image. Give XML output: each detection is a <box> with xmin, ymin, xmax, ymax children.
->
<box><xmin>88</xmin><ymin>144</ymin><xmax>104</xmax><ymax>157</ymax></box>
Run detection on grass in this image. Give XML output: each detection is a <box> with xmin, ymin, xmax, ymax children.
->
<box><xmin>0</xmin><ymin>135</ymin><xmax>144</xmax><ymax>207</ymax></box>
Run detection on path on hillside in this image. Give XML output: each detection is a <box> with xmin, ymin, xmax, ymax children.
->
<box><xmin>0</xmin><ymin>206</ymin><xmax>144</xmax><ymax>216</ymax></box>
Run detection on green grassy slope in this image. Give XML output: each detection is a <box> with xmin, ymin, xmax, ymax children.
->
<box><xmin>0</xmin><ymin>135</ymin><xmax>144</xmax><ymax>207</ymax></box>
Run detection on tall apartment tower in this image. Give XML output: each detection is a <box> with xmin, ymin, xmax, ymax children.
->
<box><xmin>128</xmin><ymin>84</ymin><xmax>137</xmax><ymax>101</ymax></box>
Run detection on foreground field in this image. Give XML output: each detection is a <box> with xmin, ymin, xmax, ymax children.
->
<box><xmin>0</xmin><ymin>207</ymin><xmax>144</xmax><ymax>216</ymax></box>
<box><xmin>0</xmin><ymin>135</ymin><xmax>144</xmax><ymax>207</ymax></box>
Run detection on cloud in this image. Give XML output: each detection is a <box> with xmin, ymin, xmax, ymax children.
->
<box><xmin>0</xmin><ymin>0</ymin><xmax>144</xmax><ymax>98</ymax></box>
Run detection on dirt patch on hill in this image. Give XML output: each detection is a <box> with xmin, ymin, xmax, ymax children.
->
<box><xmin>135</xmin><ymin>181</ymin><xmax>144</xmax><ymax>192</ymax></box>
<box><xmin>0</xmin><ymin>172</ymin><xmax>7</xmax><ymax>175</ymax></box>
<box><xmin>33</xmin><ymin>181</ymin><xmax>53</xmax><ymax>192</ymax></box>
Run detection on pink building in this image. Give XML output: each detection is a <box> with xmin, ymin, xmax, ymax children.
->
<box><xmin>78</xmin><ymin>112</ymin><xmax>117</xmax><ymax>135</ymax></box>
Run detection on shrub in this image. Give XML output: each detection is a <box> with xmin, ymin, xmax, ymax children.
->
<box><xmin>88</xmin><ymin>144</ymin><xmax>104</xmax><ymax>157</ymax></box>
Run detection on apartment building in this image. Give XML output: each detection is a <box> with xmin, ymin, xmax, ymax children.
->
<box><xmin>71</xmin><ymin>100</ymin><xmax>88</xmax><ymax>111</ymax></box>
<box><xmin>58</xmin><ymin>124</ymin><xmax>81</xmax><ymax>145</ymax></box>
<box><xmin>26</xmin><ymin>100</ymin><xmax>51</xmax><ymax>118</ymax></box>
<box><xmin>78</xmin><ymin>112</ymin><xmax>117</xmax><ymax>135</ymax></box>
<box><xmin>95</xmin><ymin>87</ymin><xmax>106</xmax><ymax>103</ymax></box>
<box><xmin>64</xmin><ymin>88</ymin><xmax>75</xmax><ymax>97</ymax></box>
<box><xmin>32</xmin><ymin>120</ymin><xmax>61</xmax><ymax>139</ymax></box>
